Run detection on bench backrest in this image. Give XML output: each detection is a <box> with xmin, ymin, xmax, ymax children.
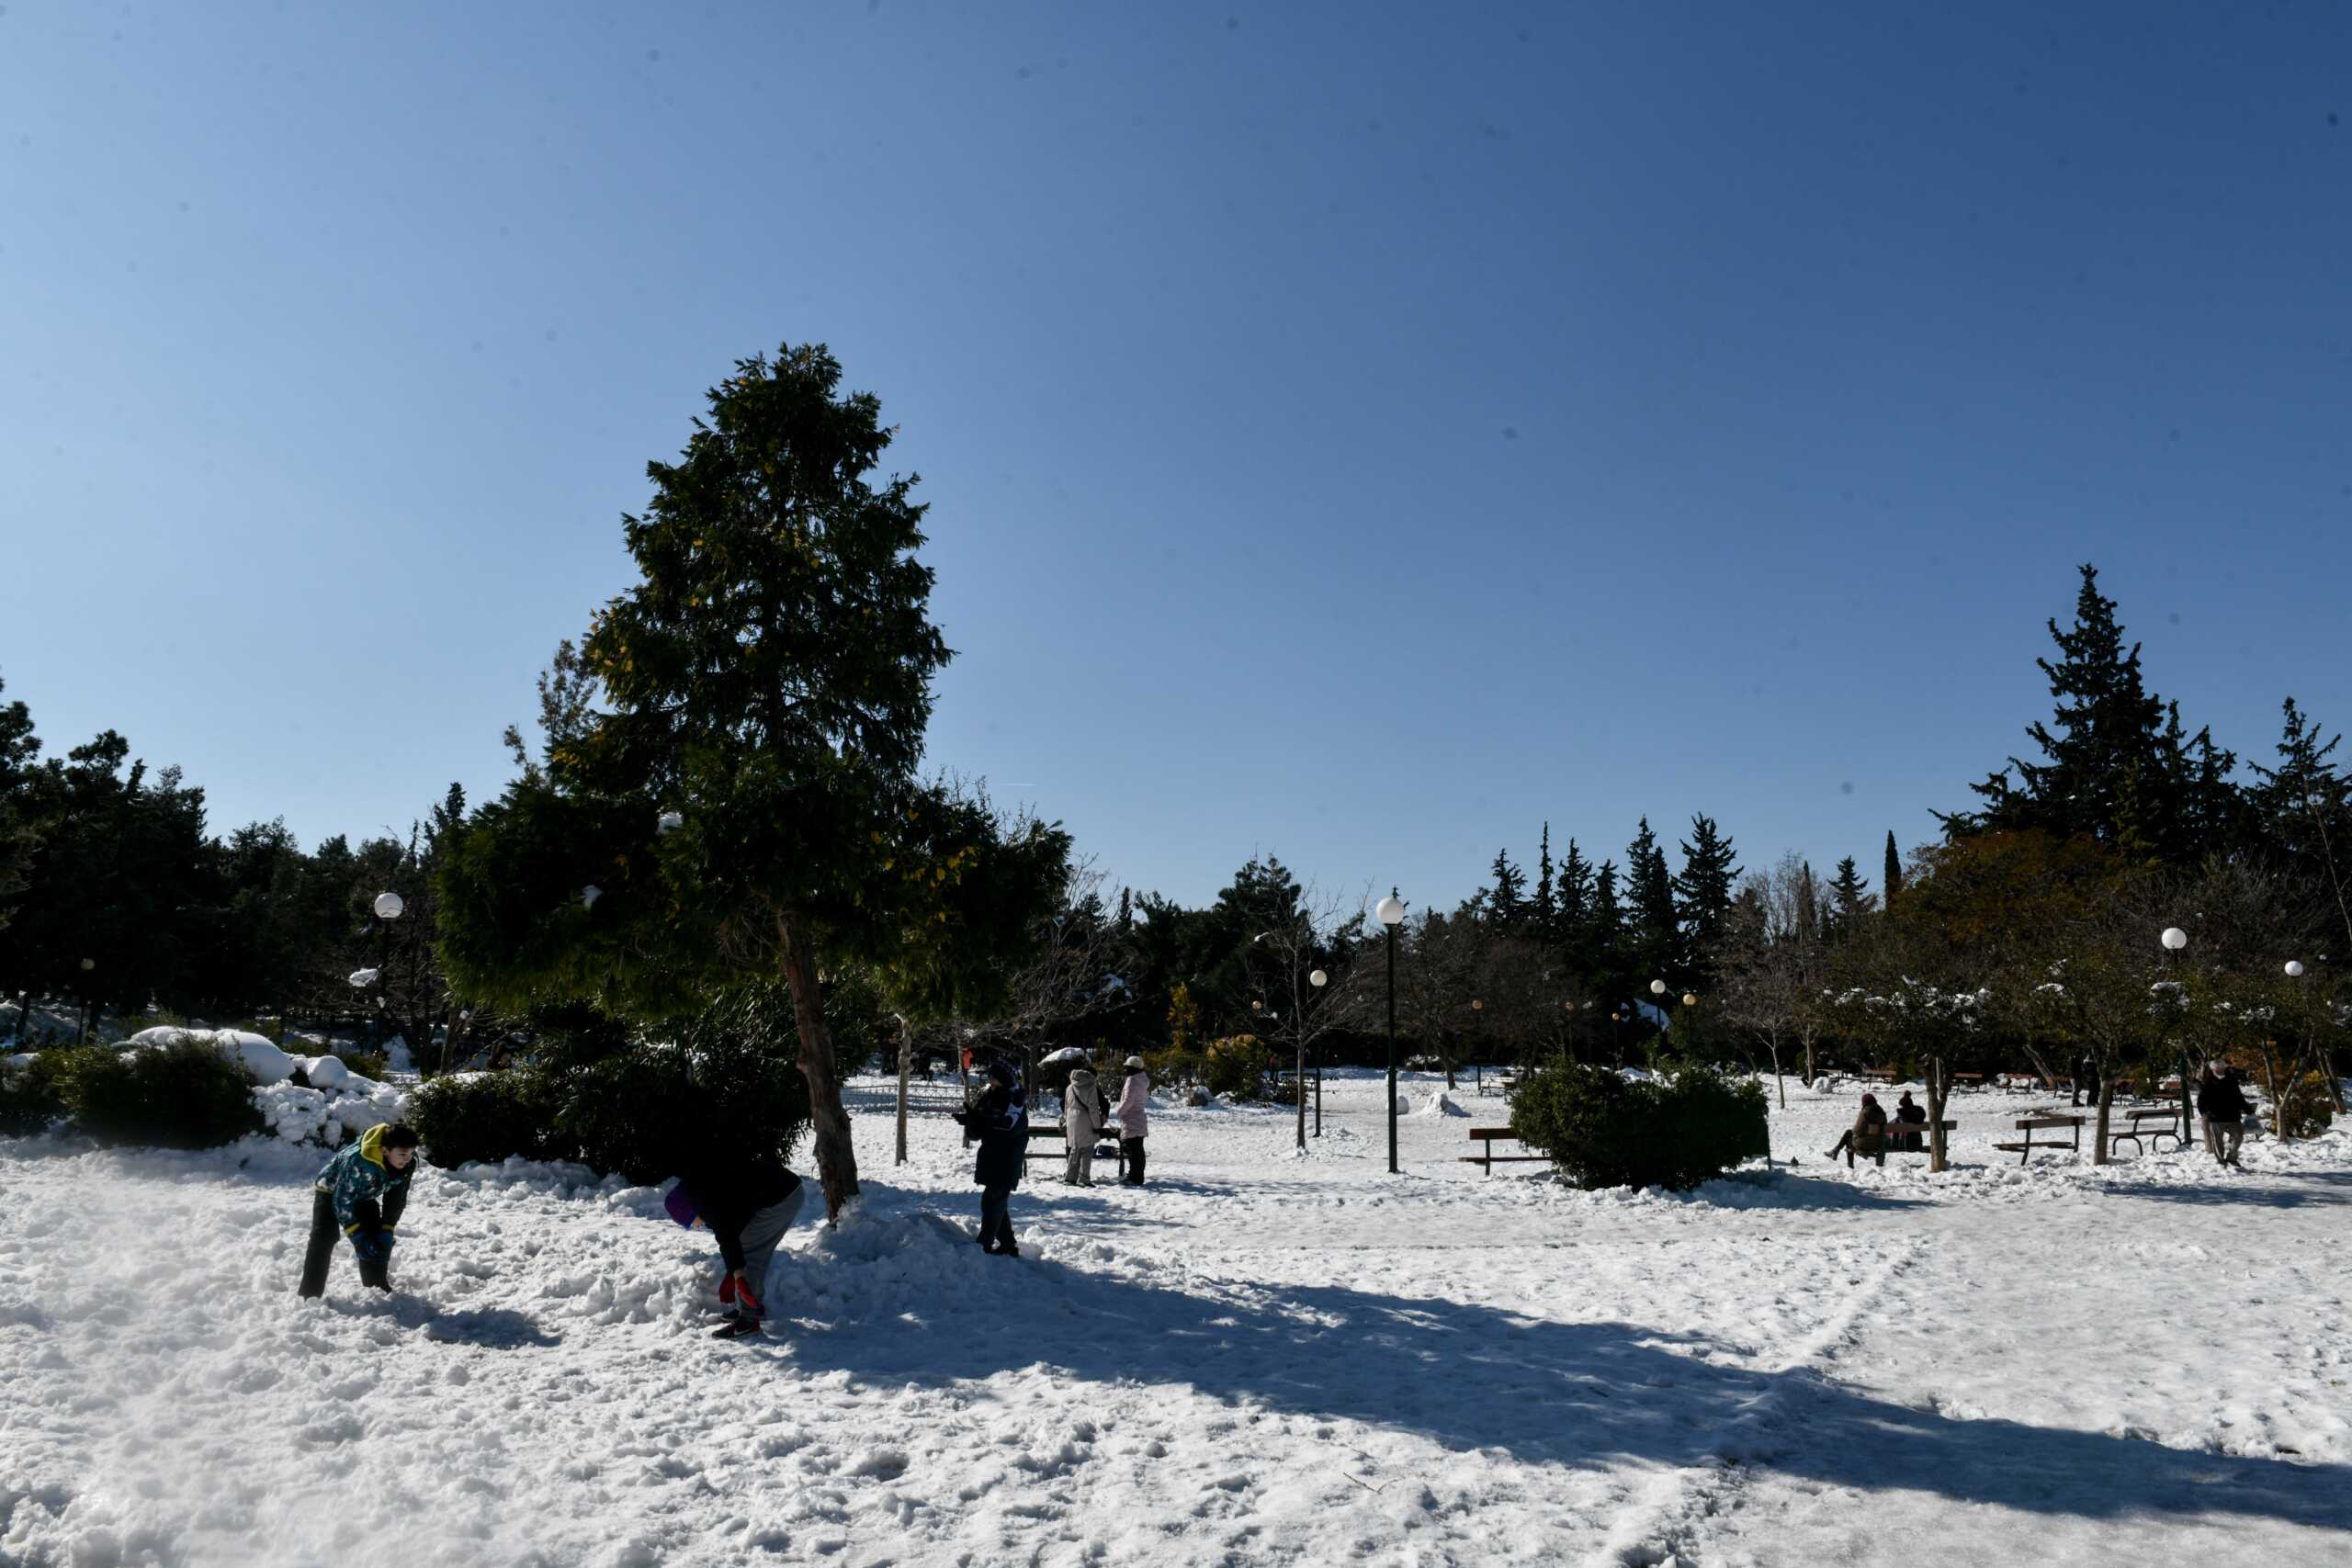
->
<box><xmin>2016</xmin><ymin>1115</ymin><xmax>2084</xmax><ymax>1130</ymax></box>
<box><xmin>1468</xmin><ymin>1126</ymin><xmax>1517</xmax><ymax>1139</ymax></box>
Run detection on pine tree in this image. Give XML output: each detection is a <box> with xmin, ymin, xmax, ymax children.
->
<box><xmin>1826</xmin><ymin>856</ymin><xmax>1873</xmax><ymax>941</ymax></box>
<box><xmin>1530</xmin><ymin>824</ymin><xmax>1556</xmax><ymax>938</ymax></box>
<box><xmin>1883</xmin><ymin>831</ymin><xmax>1904</xmax><ymax>917</ymax></box>
<box><xmin>1555</xmin><ymin>839</ymin><xmax>1593</xmax><ymax>936</ymax></box>
<box><xmin>1672</xmin><ymin>814</ymin><xmax>1740</xmax><ymax>986</ymax></box>
<box><xmin>1486</xmin><ymin>848</ymin><xmax>1526</xmax><ymax>928</ymax></box>
<box><xmin>1794</xmin><ymin>860</ymin><xmax>1821</xmax><ymax>946</ymax></box>
<box><xmin>1625</xmin><ymin>818</ymin><xmax>1679</xmax><ymax>986</ymax></box>
<box><xmin>2247</xmin><ymin>699</ymin><xmax>2352</xmax><ymax>934</ymax></box>
<box><xmin>1948</xmin><ymin>564</ymin><xmax>2190</xmax><ymax>852</ymax></box>
<box><xmin>1585</xmin><ymin>858</ymin><xmax>1625</xmax><ymax>997</ymax></box>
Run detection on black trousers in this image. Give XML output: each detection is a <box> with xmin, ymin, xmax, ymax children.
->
<box><xmin>978</xmin><ymin>1182</ymin><xmax>1016</xmax><ymax>1250</ymax></box>
<box><xmin>298</xmin><ymin>1190</ymin><xmax>388</xmax><ymax>1296</ymax></box>
<box><xmin>1122</xmin><ymin>1135</ymin><xmax>1147</xmax><ymax>1184</ymax></box>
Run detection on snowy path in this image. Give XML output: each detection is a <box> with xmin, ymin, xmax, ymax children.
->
<box><xmin>4</xmin><ymin>1075</ymin><xmax>2349</xmax><ymax>1566</ymax></box>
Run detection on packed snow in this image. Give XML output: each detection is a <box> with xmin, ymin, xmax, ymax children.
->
<box><xmin>3</xmin><ymin>1071</ymin><xmax>2348</xmax><ymax>1566</ymax></box>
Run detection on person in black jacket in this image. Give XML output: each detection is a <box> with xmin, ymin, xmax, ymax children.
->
<box><xmin>2196</xmin><ymin>1066</ymin><xmax>2251</xmax><ymax>1168</ymax></box>
<box><xmin>1891</xmin><ymin>1090</ymin><xmax>1928</xmax><ymax>1153</ymax></box>
<box><xmin>955</xmin><ymin>1057</ymin><xmax>1030</xmax><ymax>1256</ymax></box>
<box><xmin>666</xmin><ymin>1152</ymin><xmax>806</xmax><ymax>1337</ymax></box>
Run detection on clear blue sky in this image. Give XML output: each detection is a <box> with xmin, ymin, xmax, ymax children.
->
<box><xmin>4</xmin><ymin>2</ymin><xmax>2348</xmax><ymax>913</ymax></box>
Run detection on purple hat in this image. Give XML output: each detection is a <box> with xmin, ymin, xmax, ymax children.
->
<box><xmin>663</xmin><ymin>1185</ymin><xmax>697</xmax><ymax>1228</ymax></box>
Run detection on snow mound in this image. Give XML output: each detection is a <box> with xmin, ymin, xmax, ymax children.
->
<box><xmin>300</xmin><ymin>1054</ymin><xmax>352</xmax><ymax>1089</ymax></box>
<box><xmin>1417</xmin><ymin>1090</ymin><xmax>1472</xmax><ymax>1118</ymax></box>
<box><xmin>127</xmin><ymin>1026</ymin><xmax>298</xmax><ymax>1084</ymax></box>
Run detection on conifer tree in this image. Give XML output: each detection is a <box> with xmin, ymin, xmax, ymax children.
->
<box><xmin>1585</xmin><ymin>858</ymin><xmax>1625</xmax><ymax>998</ymax></box>
<box><xmin>1531</xmin><ymin>824</ymin><xmax>1556</xmax><ymax>938</ymax></box>
<box><xmin>1826</xmin><ymin>856</ymin><xmax>1873</xmax><ymax>940</ymax></box>
<box><xmin>1672</xmin><ymin>813</ymin><xmax>1740</xmax><ymax>985</ymax></box>
<box><xmin>1624</xmin><ymin>818</ymin><xmax>1679</xmax><ymax>985</ymax></box>
<box><xmin>1486</xmin><ymin>848</ymin><xmax>1526</xmax><ymax>928</ymax></box>
<box><xmin>1555</xmin><ymin>838</ymin><xmax>1593</xmax><ymax>942</ymax></box>
<box><xmin>1883</xmin><ymin>830</ymin><xmax>1904</xmax><ymax>917</ymax></box>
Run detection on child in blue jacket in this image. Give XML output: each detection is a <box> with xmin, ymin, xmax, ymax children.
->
<box><xmin>298</xmin><ymin>1122</ymin><xmax>419</xmax><ymax>1297</ymax></box>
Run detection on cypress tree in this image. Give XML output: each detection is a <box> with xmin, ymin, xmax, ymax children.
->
<box><xmin>1883</xmin><ymin>830</ymin><xmax>1904</xmax><ymax>917</ymax></box>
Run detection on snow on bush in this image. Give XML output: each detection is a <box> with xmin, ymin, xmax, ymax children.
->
<box><xmin>128</xmin><ymin>1026</ymin><xmax>298</xmax><ymax>1085</ymax></box>
<box><xmin>300</xmin><ymin>1053</ymin><xmax>352</xmax><ymax>1089</ymax></box>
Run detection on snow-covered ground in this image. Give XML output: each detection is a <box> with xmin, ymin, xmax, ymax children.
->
<box><xmin>4</xmin><ymin>1071</ymin><xmax>2348</xmax><ymax>1567</ymax></box>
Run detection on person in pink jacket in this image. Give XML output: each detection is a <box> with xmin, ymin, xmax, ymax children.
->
<box><xmin>1114</xmin><ymin>1055</ymin><xmax>1151</xmax><ymax>1186</ymax></box>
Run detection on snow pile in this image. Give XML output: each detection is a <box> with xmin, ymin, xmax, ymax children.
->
<box><xmin>128</xmin><ymin>1025</ymin><xmax>299</xmax><ymax>1084</ymax></box>
<box><xmin>1416</xmin><ymin>1089</ymin><xmax>1473</xmax><ymax>1117</ymax></box>
<box><xmin>299</xmin><ymin>1052</ymin><xmax>352</xmax><ymax>1089</ymax></box>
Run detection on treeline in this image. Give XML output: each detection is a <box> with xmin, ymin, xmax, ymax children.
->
<box><xmin>0</xmin><ymin>680</ymin><xmax>473</xmax><ymax>1054</ymax></box>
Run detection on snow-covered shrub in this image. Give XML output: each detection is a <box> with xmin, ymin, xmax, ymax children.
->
<box><xmin>128</xmin><ymin>1026</ymin><xmax>299</xmax><ymax>1085</ymax></box>
<box><xmin>0</xmin><ymin>1048</ymin><xmax>73</xmax><ymax>1136</ymax></box>
<box><xmin>1510</xmin><ymin>1061</ymin><xmax>1767</xmax><ymax>1191</ymax></box>
<box><xmin>57</xmin><ymin>1038</ymin><xmax>266</xmax><ymax>1150</ymax></box>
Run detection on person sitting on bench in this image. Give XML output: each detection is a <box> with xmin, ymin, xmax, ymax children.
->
<box><xmin>1826</xmin><ymin>1093</ymin><xmax>1890</xmax><ymax>1165</ymax></box>
<box><xmin>1891</xmin><ymin>1090</ymin><xmax>1928</xmax><ymax>1152</ymax></box>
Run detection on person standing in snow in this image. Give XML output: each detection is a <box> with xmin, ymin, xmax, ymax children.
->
<box><xmin>298</xmin><ymin>1122</ymin><xmax>419</xmax><ymax>1297</ymax></box>
<box><xmin>2197</xmin><ymin>1066</ymin><xmax>2251</xmax><ymax>1168</ymax></box>
<box><xmin>1062</xmin><ymin>1064</ymin><xmax>1105</xmax><ymax>1186</ymax></box>
<box><xmin>955</xmin><ymin>1056</ymin><xmax>1030</xmax><ymax>1254</ymax></box>
<box><xmin>666</xmin><ymin>1153</ymin><xmax>806</xmax><ymax>1337</ymax></box>
<box><xmin>1825</xmin><ymin>1093</ymin><xmax>1889</xmax><ymax>1166</ymax></box>
<box><xmin>1114</xmin><ymin>1055</ymin><xmax>1150</xmax><ymax>1187</ymax></box>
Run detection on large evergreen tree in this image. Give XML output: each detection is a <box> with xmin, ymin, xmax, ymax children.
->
<box><xmin>436</xmin><ymin>343</ymin><xmax>1064</xmax><ymax>1215</ymax></box>
<box><xmin>1826</xmin><ymin>856</ymin><xmax>1873</xmax><ymax>941</ymax></box>
<box><xmin>1530</xmin><ymin>825</ymin><xmax>1556</xmax><ymax>938</ymax></box>
<box><xmin>1485</xmin><ymin>848</ymin><xmax>1527</xmax><ymax>929</ymax></box>
<box><xmin>1624</xmin><ymin>818</ymin><xmax>1679</xmax><ymax>986</ymax></box>
<box><xmin>1671</xmin><ymin>813</ymin><xmax>1740</xmax><ymax>986</ymax></box>
<box><xmin>1883</xmin><ymin>830</ymin><xmax>1904</xmax><ymax>917</ymax></box>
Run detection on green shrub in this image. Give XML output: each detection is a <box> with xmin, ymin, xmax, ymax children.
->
<box><xmin>1144</xmin><ymin>1046</ymin><xmax>1204</xmax><ymax>1089</ymax></box>
<box><xmin>1205</xmin><ymin>1034</ymin><xmax>1268</xmax><ymax>1100</ymax></box>
<box><xmin>1510</xmin><ymin>1061</ymin><xmax>1767</xmax><ymax>1191</ymax></box>
<box><xmin>59</xmin><ymin>1040</ymin><xmax>265</xmax><ymax>1150</ymax></box>
<box><xmin>407</xmin><ymin>986</ymin><xmax>811</xmax><ymax>1181</ymax></box>
<box><xmin>0</xmin><ymin>1049</ymin><xmax>74</xmax><ymax>1137</ymax></box>
<box><xmin>337</xmin><ymin>1048</ymin><xmax>391</xmax><ymax>1082</ymax></box>
<box><xmin>408</xmin><ymin>1068</ymin><xmax>564</xmax><ymax>1168</ymax></box>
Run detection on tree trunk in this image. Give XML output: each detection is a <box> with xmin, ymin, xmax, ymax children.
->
<box><xmin>1772</xmin><ymin>1039</ymin><xmax>1786</xmax><ymax>1110</ymax></box>
<box><xmin>1926</xmin><ymin>1055</ymin><xmax>1949</xmax><ymax>1173</ymax></box>
<box><xmin>895</xmin><ymin>1014</ymin><xmax>910</xmax><ymax>1166</ymax></box>
<box><xmin>1295</xmin><ymin>1036</ymin><xmax>1307</xmax><ymax>1149</ymax></box>
<box><xmin>776</xmin><ymin>911</ymin><xmax>859</xmax><ymax>1219</ymax></box>
<box><xmin>2092</xmin><ymin>1075</ymin><xmax>2116</xmax><ymax>1166</ymax></box>
<box><xmin>1801</xmin><ymin>1035</ymin><xmax>1815</xmax><ymax>1089</ymax></box>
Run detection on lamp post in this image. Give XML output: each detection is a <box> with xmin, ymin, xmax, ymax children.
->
<box><xmin>372</xmin><ymin>892</ymin><xmax>405</xmax><ymax>1053</ymax></box>
<box><xmin>1470</xmin><ymin>997</ymin><xmax>1483</xmax><ymax>1087</ymax></box>
<box><xmin>1308</xmin><ymin>967</ymin><xmax>1328</xmax><ymax>1139</ymax></box>
<box><xmin>2162</xmin><ymin>925</ymin><xmax>2190</xmax><ymax>1147</ymax></box>
<box><xmin>79</xmin><ymin>957</ymin><xmax>95</xmax><ymax>1043</ymax></box>
<box><xmin>1377</xmin><ymin>889</ymin><xmax>1406</xmax><ymax>1175</ymax></box>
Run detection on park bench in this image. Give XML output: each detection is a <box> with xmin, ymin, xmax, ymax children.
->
<box><xmin>1860</xmin><ymin>1066</ymin><xmax>1899</xmax><ymax>1085</ymax></box>
<box><xmin>1460</xmin><ymin>1125</ymin><xmax>1547</xmax><ymax>1174</ymax></box>
<box><xmin>1996</xmin><ymin>1071</ymin><xmax>2044</xmax><ymax>1094</ymax></box>
<box><xmin>1951</xmin><ymin>1072</ymin><xmax>1987</xmax><ymax>1089</ymax></box>
<box><xmin>2106</xmin><ymin>1107</ymin><xmax>2187</xmax><ymax>1157</ymax></box>
<box><xmin>1994</xmin><ymin>1114</ymin><xmax>2086</xmax><ymax>1165</ymax></box>
<box><xmin>1021</xmin><ymin>1122</ymin><xmax>1128</xmax><ymax>1180</ymax></box>
<box><xmin>1848</xmin><ymin>1120</ymin><xmax>1956</xmax><ymax>1167</ymax></box>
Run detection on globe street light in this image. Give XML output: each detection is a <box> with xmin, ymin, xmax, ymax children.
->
<box><xmin>1308</xmin><ymin>967</ymin><xmax>1329</xmax><ymax>1139</ymax></box>
<box><xmin>2285</xmin><ymin>960</ymin><xmax>2306</xmax><ymax>978</ymax></box>
<box><xmin>372</xmin><ymin>891</ymin><xmax>405</xmax><ymax>1051</ymax></box>
<box><xmin>1376</xmin><ymin>889</ymin><xmax>1406</xmax><ymax>1175</ymax></box>
<box><xmin>2160</xmin><ymin>925</ymin><xmax>2190</xmax><ymax>1146</ymax></box>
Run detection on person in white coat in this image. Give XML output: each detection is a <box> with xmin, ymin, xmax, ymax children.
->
<box><xmin>1062</xmin><ymin>1066</ymin><xmax>1106</xmax><ymax>1186</ymax></box>
<box><xmin>1114</xmin><ymin>1055</ymin><xmax>1151</xmax><ymax>1186</ymax></box>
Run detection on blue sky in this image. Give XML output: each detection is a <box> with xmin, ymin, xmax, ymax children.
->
<box><xmin>3</xmin><ymin>2</ymin><xmax>2347</xmax><ymax>913</ymax></box>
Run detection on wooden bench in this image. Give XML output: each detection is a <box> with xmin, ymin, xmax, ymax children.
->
<box><xmin>1848</xmin><ymin>1120</ymin><xmax>1956</xmax><ymax>1167</ymax></box>
<box><xmin>1993</xmin><ymin>1114</ymin><xmax>2085</xmax><ymax>1164</ymax></box>
<box><xmin>2107</xmin><ymin>1107</ymin><xmax>2187</xmax><ymax>1157</ymax></box>
<box><xmin>1022</xmin><ymin>1122</ymin><xmax>1129</xmax><ymax>1180</ymax></box>
<box><xmin>1460</xmin><ymin>1126</ymin><xmax>1547</xmax><ymax>1174</ymax></box>
<box><xmin>1860</xmin><ymin>1066</ymin><xmax>1899</xmax><ymax>1084</ymax></box>
<box><xmin>1951</xmin><ymin>1072</ymin><xmax>1987</xmax><ymax>1089</ymax></box>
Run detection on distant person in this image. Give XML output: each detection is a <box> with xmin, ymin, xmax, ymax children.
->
<box><xmin>1826</xmin><ymin>1093</ymin><xmax>1890</xmax><ymax>1167</ymax></box>
<box><xmin>1892</xmin><ymin>1090</ymin><xmax>1928</xmax><ymax>1153</ymax></box>
<box><xmin>1114</xmin><ymin>1055</ymin><xmax>1151</xmax><ymax>1186</ymax></box>
<box><xmin>2197</xmin><ymin>1065</ymin><xmax>2251</xmax><ymax>1168</ymax></box>
<box><xmin>1062</xmin><ymin>1064</ymin><xmax>1107</xmax><ymax>1186</ymax></box>
<box><xmin>665</xmin><ymin>1151</ymin><xmax>807</xmax><ymax>1338</ymax></box>
<box><xmin>298</xmin><ymin>1122</ymin><xmax>419</xmax><ymax>1298</ymax></box>
<box><xmin>955</xmin><ymin>1057</ymin><xmax>1031</xmax><ymax>1254</ymax></box>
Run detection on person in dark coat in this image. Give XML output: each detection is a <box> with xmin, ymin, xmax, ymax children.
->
<box><xmin>955</xmin><ymin>1057</ymin><xmax>1030</xmax><ymax>1255</ymax></box>
<box><xmin>667</xmin><ymin>1152</ymin><xmax>806</xmax><ymax>1336</ymax></box>
<box><xmin>1891</xmin><ymin>1090</ymin><xmax>1928</xmax><ymax>1153</ymax></box>
<box><xmin>1826</xmin><ymin>1093</ymin><xmax>1890</xmax><ymax>1166</ymax></box>
<box><xmin>2196</xmin><ymin>1066</ymin><xmax>2252</xmax><ymax>1168</ymax></box>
